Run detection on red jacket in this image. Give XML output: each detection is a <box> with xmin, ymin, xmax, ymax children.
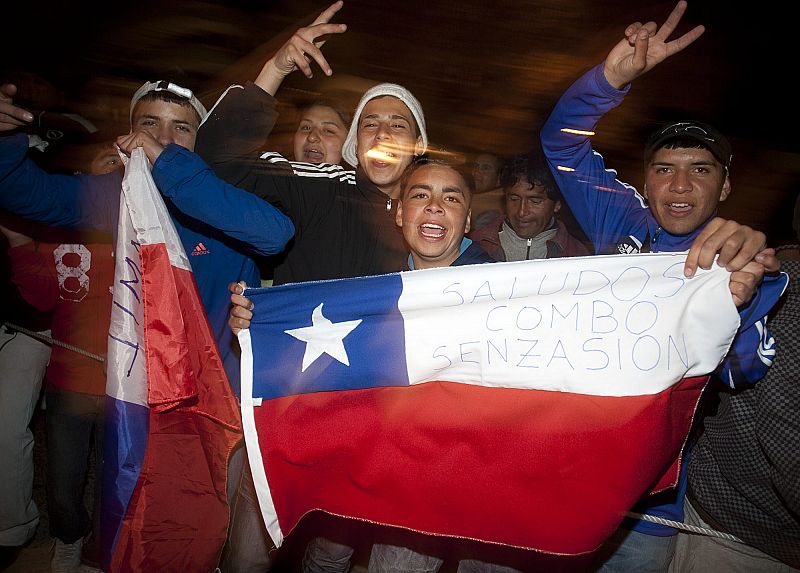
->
<box><xmin>9</xmin><ymin>238</ymin><xmax>113</xmax><ymax>395</ymax></box>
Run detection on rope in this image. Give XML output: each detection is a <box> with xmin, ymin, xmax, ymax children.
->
<box><xmin>626</xmin><ymin>512</ymin><xmax>743</xmax><ymax>543</ymax></box>
<box><xmin>3</xmin><ymin>322</ymin><xmax>105</xmax><ymax>363</ymax></box>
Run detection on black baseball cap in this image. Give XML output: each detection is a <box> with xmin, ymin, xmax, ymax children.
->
<box><xmin>644</xmin><ymin>120</ymin><xmax>732</xmax><ymax>171</ymax></box>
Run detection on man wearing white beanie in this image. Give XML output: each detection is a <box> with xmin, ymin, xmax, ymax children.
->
<box><xmin>339</xmin><ymin>81</ymin><xmax>428</xmax><ymax>194</ymax></box>
<box><xmin>192</xmin><ymin>1</ymin><xmax>428</xmax><ymax>288</ymax></box>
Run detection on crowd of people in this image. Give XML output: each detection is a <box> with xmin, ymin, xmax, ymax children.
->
<box><xmin>0</xmin><ymin>1</ymin><xmax>797</xmax><ymax>572</ymax></box>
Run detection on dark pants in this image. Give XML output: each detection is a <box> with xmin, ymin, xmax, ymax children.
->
<box><xmin>45</xmin><ymin>387</ymin><xmax>105</xmax><ymax>545</ymax></box>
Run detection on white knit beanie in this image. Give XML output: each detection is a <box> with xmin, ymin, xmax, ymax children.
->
<box><xmin>129</xmin><ymin>81</ymin><xmax>208</xmax><ymax>125</ymax></box>
<box><xmin>341</xmin><ymin>83</ymin><xmax>427</xmax><ymax>167</ymax></box>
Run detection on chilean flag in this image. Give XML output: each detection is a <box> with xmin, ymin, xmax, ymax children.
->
<box><xmin>240</xmin><ymin>252</ymin><xmax>739</xmax><ymax>554</ymax></box>
<box><xmin>102</xmin><ymin>148</ymin><xmax>242</xmax><ymax>572</ymax></box>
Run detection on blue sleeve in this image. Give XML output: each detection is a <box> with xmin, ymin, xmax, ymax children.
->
<box><xmin>0</xmin><ymin>133</ymin><xmax>118</xmax><ymax>231</ymax></box>
<box><xmin>152</xmin><ymin>144</ymin><xmax>295</xmax><ymax>256</ymax></box>
<box><xmin>539</xmin><ymin>64</ymin><xmax>649</xmax><ymax>254</ymax></box>
<box><xmin>717</xmin><ymin>271</ymin><xmax>789</xmax><ymax>389</ymax></box>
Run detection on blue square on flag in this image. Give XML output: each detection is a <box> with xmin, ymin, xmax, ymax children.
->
<box><xmin>249</xmin><ymin>273</ymin><xmax>407</xmax><ymax>399</ymax></box>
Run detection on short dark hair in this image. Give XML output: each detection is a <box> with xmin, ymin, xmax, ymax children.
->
<box><xmin>400</xmin><ymin>156</ymin><xmax>475</xmax><ymax>201</ymax></box>
<box><xmin>500</xmin><ymin>152</ymin><xmax>562</xmax><ymax>202</ymax></box>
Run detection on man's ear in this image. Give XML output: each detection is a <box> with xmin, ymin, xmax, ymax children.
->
<box><xmin>719</xmin><ymin>176</ymin><xmax>731</xmax><ymax>202</ymax></box>
<box><xmin>464</xmin><ymin>209</ymin><xmax>472</xmax><ymax>235</ymax></box>
<box><xmin>395</xmin><ymin>200</ymin><xmax>404</xmax><ymax>227</ymax></box>
<box><xmin>553</xmin><ymin>200</ymin><xmax>562</xmax><ymax>214</ymax></box>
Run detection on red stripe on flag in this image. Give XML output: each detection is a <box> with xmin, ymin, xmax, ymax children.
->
<box><xmin>253</xmin><ymin>376</ymin><xmax>707</xmax><ymax>554</ymax></box>
<box><xmin>140</xmin><ymin>243</ymin><xmax>240</xmax><ymax>425</ymax></box>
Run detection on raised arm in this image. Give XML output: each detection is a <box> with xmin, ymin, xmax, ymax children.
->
<box><xmin>603</xmin><ymin>1</ymin><xmax>704</xmax><ymax>89</ymax></box>
<box><xmin>540</xmin><ymin>1</ymin><xmax>705</xmax><ymax>254</ymax></box>
<box><xmin>196</xmin><ymin>1</ymin><xmax>347</xmax><ymax>170</ymax></box>
<box><xmin>116</xmin><ymin>131</ymin><xmax>295</xmax><ymax>256</ymax></box>
<box><xmin>254</xmin><ymin>0</ymin><xmax>347</xmax><ymax>95</ymax></box>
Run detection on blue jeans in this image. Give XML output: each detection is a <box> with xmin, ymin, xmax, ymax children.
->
<box><xmin>45</xmin><ymin>387</ymin><xmax>105</xmax><ymax>545</ymax></box>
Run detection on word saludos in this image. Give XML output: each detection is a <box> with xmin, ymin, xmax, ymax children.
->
<box><xmin>427</xmin><ymin>262</ymin><xmax>697</xmax><ymax>375</ymax></box>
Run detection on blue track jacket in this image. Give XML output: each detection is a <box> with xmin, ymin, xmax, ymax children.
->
<box><xmin>540</xmin><ymin>63</ymin><xmax>788</xmax><ymax>535</ymax></box>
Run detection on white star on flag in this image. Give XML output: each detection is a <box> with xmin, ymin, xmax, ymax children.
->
<box><xmin>285</xmin><ymin>303</ymin><xmax>363</xmax><ymax>372</ymax></box>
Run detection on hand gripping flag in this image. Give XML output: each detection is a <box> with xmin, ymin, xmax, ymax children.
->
<box><xmin>102</xmin><ymin>148</ymin><xmax>242</xmax><ymax>572</ymax></box>
<box><xmin>239</xmin><ymin>253</ymin><xmax>740</xmax><ymax>554</ymax></box>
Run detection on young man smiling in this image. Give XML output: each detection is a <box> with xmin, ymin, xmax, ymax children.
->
<box><xmin>226</xmin><ymin>159</ymin><xmax>494</xmax><ymax>573</ymax></box>
<box><xmin>396</xmin><ymin>159</ymin><xmax>490</xmax><ymax>270</ymax></box>
<box><xmin>642</xmin><ymin>121</ymin><xmax>731</xmax><ymax>238</ymax></box>
<box><xmin>539</xmin><ymin>2</ymin><xmax>787</xmax><ymax>570</ymax></box>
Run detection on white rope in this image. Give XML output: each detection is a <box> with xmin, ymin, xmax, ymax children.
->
<box><xmin>626</xmin><ymin>512</ymin><xmax>743</xmax><ymax>542</ymax></box>
<box><xmin>4</xmin><ymin>322</ymin><xmax>105</xmax><ymax>362</ymax></box>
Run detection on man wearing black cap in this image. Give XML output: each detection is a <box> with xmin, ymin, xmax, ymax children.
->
<box><xmin>540</xmin><ymin>2</ymin><xmax>788</xmax><ymax>572</ymax></box>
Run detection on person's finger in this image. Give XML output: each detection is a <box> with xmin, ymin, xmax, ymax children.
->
<box><xmin>666</xmin><ymin>24</ymin><xmax>705</xmax><ymax>55</ymax></box>
<box><xmin>0</xmin><ymin>103</ymin><xmax>34</xmax><ymax>124</ymax></box>
<box><xmin>303</xmin><ymin>21</ymin><xmax>347</xmax><ymax>41</ymax></box>
<box><xmin>292</xmin><ymin>46</ymin><xmax>316</xmax><ymax>78</ymax></box>
<box><xmin>0</xmin><ymin>115</ymin><xmax>29</xmax><ymax>129</ymax></box>
<box><xmin>631</xmin><ymin>26</ymin><xmax>651</xmax><ymax>71</ymax></box>
<box><xmin>310</xmin><ymin>0</ymin><xmax>344</xmax><ymax>26</ymax></box>
<box><xmin>230</xmin><ymin>299</ymin><xmax>254</xmax><ymax>322</ymax></box>
<box><xmin>719</xmin><ymin>228</ymin><xmax>766</xmax><ymax>272</ymax></box>
<box><xmin>293</xmin><ymin>29</ymin><xmax>342</xmax><ymax>77</ymax></box>
<box><xmin>655</xmin><ymin>0</ymin><xmax>688</xmax><ymax>41</ymax></box>
<box><xmin>713</xmin><ymin>228</ymin><xmax>747</xmax><ymax>268</ymax></box>
<box><xmin>728</xmin><ymin>270</ymin><xmax>759</xmax><ymax>308</ymax></box>
<box><xmin>684</xmin><ymin>217</ymin><xmax>725</xmax><ymax>277</ymax></box>
<box><xmin>755</xmin><ymin>249</ymin><xmax>780</xmax><ymax>274</ymax></box>
<box><xmin>0</xmin><ymin>83</ymin><xmax>18</xmax><ymax>98</ymax></box>
<box><xmin>228</xmin><ymin>281</ymin><xmax>245</xmax><ymax>295</ymax></box>
<box><xmin>228</xmin><ymin>315</ymin><xmax>248</xmax><ymax>335</ymax></box>
<box><xmin>230</xmin><ymin>292</ymin><xmax>253</xmax><ymax>310</ymax></box>
<box><xmin>624</xmin><ymin>22</ymin><xmax>644</xmax><ymax>42</ymax></box>
<box><xmin>729</xmin><ymin>281</ymin><xmax>748</xmax><ymax>308</ymax></box>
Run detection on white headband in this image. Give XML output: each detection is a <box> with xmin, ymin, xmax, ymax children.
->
<box><xmin>129</xmin><ymin>81</ymin><xmax>208</xmax><ymax>125</ymax></box>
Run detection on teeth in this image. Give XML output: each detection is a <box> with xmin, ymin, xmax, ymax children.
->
<box><xmin>669</xmin><ymin>203</ymin><xmax>690</xmax><ymax>208</ymax></box>
<box><xmin>365</xmin><ymin>148</ymin><xmax>398</xmax><ymax>162</ymax></box>
<box><xmin>420</xmin><ymin>223</ymin><xmax>445</xmax><ymax>238</ymax></box>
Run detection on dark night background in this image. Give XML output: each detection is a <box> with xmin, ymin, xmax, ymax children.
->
<box><xmin>3</xmin><ymin>0</ymin><xmax>798</xmax><ymax>243</ymax></box>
